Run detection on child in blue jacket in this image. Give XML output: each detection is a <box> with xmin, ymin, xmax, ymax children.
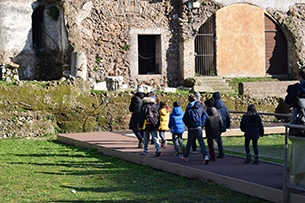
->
<box><xmin>168</xmin><ymin>101</ymin><xmax>185</xmax><ymax>156</ymax></box>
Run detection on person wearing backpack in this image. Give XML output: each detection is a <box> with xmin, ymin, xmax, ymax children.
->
<box><xmin>179</xmin><ymin>93</ymin><xmax>209</xmax><ymax>165</ymax></box>
<box><xmin>139</xmin><ymin>96</ymin><xmax>161</xmax><ymax>157</ymax></box>
<box><xmin>212</xmin><ymin>92</ymin><xmax>231</xmax><ymax>159</ymax></box>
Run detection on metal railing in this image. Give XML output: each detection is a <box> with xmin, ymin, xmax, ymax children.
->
<box><xmin>284</xmin><ymin>124</ymin><xmax>305</xmax><ymax>203</ymax></box>
<box><xmin>229</xmin><ymin>110</ymin><xmax>291</xmax><ymax>126</ymax></box>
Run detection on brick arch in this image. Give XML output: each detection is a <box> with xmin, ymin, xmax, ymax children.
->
<box><xmin>264</xmin><ymin>14</ymin><xmax>288</xmax><ymax>76</ymax></box>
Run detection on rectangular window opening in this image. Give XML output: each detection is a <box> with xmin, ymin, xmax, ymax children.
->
<box><xmin>138</xmin><ymin>35</ymin><xmax>161</xmax><ymax>75</ymax></box>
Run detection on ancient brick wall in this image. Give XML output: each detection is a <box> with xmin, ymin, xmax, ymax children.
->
<box><xmin>62</xmin><ymin>0</ymin><xmax>183</xmax><ymax>87</ymax></box>
<box><xmin>239</xmin><ymin>81</ymin><xmax>299</xmax><ymax>99</ymax></box>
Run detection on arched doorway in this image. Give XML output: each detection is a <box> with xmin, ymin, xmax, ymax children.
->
<box><xmin>265</xmin><ymin>15</ymin><xmax>288</xmax><ymax>76</ymax></box>
<box><xmin>194</xmin><ymin>17</ymin><xmax>216</xmax><ymax>76</ymax></box>
<box><xmin>194</xmin><ymin>4</ymin><xmax>289</xmax><ymax>78</ymax></box>
<box><xmin>32</xmin><ymin>4</ymin><xmax>64</xmax><ymax>81</ymax></box>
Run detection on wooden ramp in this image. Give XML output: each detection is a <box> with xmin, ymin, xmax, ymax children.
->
<box><xmin>57</xmin><ymin>131</ymin><xmax>305</xmax><ymax>203</ymax></box>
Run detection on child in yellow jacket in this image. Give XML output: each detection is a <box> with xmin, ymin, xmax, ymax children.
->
<box><xmin>158</xmin><ymin>101</ymin><xmax>170</xmax><ymax>148</ymax></box>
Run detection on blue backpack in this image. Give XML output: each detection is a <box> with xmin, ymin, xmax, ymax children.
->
<box><xmin>187</xmin><ymin>108</ymin><xmax>201</xmax><ymax>128</ymax></box>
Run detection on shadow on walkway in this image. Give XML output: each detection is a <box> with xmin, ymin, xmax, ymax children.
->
<box><xmin>57</xmin><ymin>130</ymin><xmax>305</xmax><ymax>203</ymax></box>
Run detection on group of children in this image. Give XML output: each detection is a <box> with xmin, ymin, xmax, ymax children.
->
<box><xmin>129</xmin><ymin>86</ymin><xmax>264</xmax><ymax>165</ymax></box>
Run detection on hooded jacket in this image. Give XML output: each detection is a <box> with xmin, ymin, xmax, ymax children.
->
<box><xmin>213</xmin><ymin>92</ymin><xmax>231</xmax><ymax>132</ymax></box>
<box><xmin>183</xmin><ymin>101</ymin><xmax>207</xmax><ymax>129</ymax></box>
<box><xmin>205</xmin><ymin>107</ymin><xmax>223</xmax><ymax>139</ymax></box>
<box><xmin>159</xmin><ymin>107</ymin><xmax>170</xmax><ymax>131</ymax></box>
<box><xmin>139</xmin><ymin>97</ymin><xmax>159</xmax><ymax>130</ymax></box>
<box><xmin>240</xmin><ymin>112</ymin><xmax>264</xmax><ymax>139</ymax></box>
<box><xmin>168</xmin><ymin>106</ymin><xmax>185</xmax><ymax>134</ymax></box>
<box><xmin>128</xmin><ymin>92</ymin><xmax>144</xmax><ymax>130</ymax></box>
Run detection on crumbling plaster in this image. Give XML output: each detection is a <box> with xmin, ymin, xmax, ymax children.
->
<box><xmin>0</xmin><ymin>0</ymin><xmax>34</xmax><ymax>63</ymax></box>
<box><xmin>1</xmin><ymin>0</ymin><xmax>305</xmax><ymax>86</ymax></box>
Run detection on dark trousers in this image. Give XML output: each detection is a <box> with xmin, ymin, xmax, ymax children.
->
<box><xmin>132</xmin><ymin>129</ymin><xmax>143</xmax><ymax>142</ymax></box>
<box><xmin>192</xmin><ymin>138</ymin><xmax>197</xmax><ymax>151</ymax></box>
<box><xmin>184</xmin><ymin>128</ymin><xmax>208</xmax><ymax>158</ymax></box>
<box><xmin>244</xmin><ymin>137</ymin><xmax>258</xmax><ymax>156</ymax></box>
<box><xmin>216</xmin><ymin>132</ymin><xmax>224</xmax><ymax>155</ymax></box>
<box><xmin>207</xmin><ymin>138</ymin><xmax>216</xmax><ymax>158</ymax></box>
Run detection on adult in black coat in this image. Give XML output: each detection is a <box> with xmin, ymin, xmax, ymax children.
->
<box><xmin>285</xmin><ymin>82</ymin><xmax>301</xmax><ymax>124</ymax></box>
<box><xmin>129</xmin><ymin>88</ymin><xmax>145</xmax><ymax>148</ymax></box>
<box><xmin>284</xmin><ymin>68</ymin><xmax>305</xmax><ymax>124</ymax></box>
<box><xmin>240</xmin><ymin>104</ymin><xmax>264</xmax><ymax>164</ymax></box>
<box><xmin>212</xmin><ymin>92</ymin><xmax>231</xmax><ymax>158</ymax></box>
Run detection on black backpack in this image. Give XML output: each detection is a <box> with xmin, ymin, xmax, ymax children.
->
<box><xmin>144</xmin><ymin>104</ymin><xmax>159</xmax><ymax>130</ymax></box>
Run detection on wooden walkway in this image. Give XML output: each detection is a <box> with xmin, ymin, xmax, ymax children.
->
<box><xmin>57</xmin><ymin>129</ymin><xmax>305</xmax><ymax>203</ymax></box>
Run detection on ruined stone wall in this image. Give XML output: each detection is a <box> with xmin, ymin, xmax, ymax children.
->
<box><xmin>2</xmin><ymin>0</ymin><xmax>305</xmax><ymax>86</ymax></box>
<box><xmin>179</xmin><ymin>1</ymin><xmax>305</xmax><ymax>79</ymax></box>
<box><xmin>267</xmin><ymin>4</ymin><xmax>305</xmax><ymax>78</ymax></box>
<box><xmin>62</xmin><ymin>0</ymin><xmax>183</xmax><ymax>87</ymax></box>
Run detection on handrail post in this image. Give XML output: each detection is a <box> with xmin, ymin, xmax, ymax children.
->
<box><xmin>283</xmin><ymin>125</ymin><xmax>289</xmax><ymax>203</ymax></box>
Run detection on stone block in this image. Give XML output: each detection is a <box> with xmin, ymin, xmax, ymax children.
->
<box><xmin>93</xmin><ymin>81</ymin><xmax>107</xmax><ymax>91</ymax></box>
<box><xmin>164</xmin><ymin>87</ymin><xmax>176</xmax><ymax>93</ymax></box>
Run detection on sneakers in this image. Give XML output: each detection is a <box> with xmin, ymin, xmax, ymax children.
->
<box><xmin>141</xmin><ymin>152</ymin><xmax>148</xmax><ymax>156</ymax></box>
<box><xmin>155</xmin><ymin>151</ymin><xmax>161</xmax><ymax>157</ymax></box>
<box><xmin>190</xmin><ymin>150</ymin><xmax>197</xmax><ymax>154</ymax></box>
<box><xmin>244</xmin><ymin>159</ymin><xmax>251</xmax><ymax>164</ymax></box>
<box><xmin>209</xmin><ymin>156</ymin><xmax>216</xmax><ymax>162</ymax></box>
<box><xmin>161</xmin><ymin>141</ymin><xmax>167</xmax><ymax>149</ymax></box>
<box><xmin>179</xmin><ymin>154</ymin><xmax>189</xmax><ymax>161</ymax></box>
<box><xmin>203</xmin><ymin>156</ymin><xmax>209</xmax><ymax>165</ymax></box>
<box><xmin>216</xmin><ymin>154</ymin><xmax>224</xmax><ymax>159</ymax></box>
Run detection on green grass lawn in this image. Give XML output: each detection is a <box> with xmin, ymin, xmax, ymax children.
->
<box><xmin>223</xmin><ymin>134</ymin><xmax>286</xmax><ymax>164</ymax></box>
<box><xmin>0</xmin><ymin>136</ymin><xmax>271</xmax><ymax>203</ymax></box>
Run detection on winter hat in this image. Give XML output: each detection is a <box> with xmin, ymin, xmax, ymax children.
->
<box><xmin>136</xmin><ymin>86</ymin><xmax>144</xmax><ymax>93</ymax></box>
<box><xmin>149</xmin><ymin>90</ymin><xmax>157</xmax><ymax>100</ymax></box>
<box><xmin>212</xmin><ymin>92</ymin><xmax>221</xmax><ymax>100</ymax></box>
<box><xmin>194</xmin><ymin>91</ymin><xmax>201</xmax><ymax>101</ymax></box>
<box><xmin>204</xmin><ymin>98</ymin><xmax>214</xmax><ymax>108</ymax></box>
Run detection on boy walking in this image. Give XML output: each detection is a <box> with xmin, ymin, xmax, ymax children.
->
<box><xmin>204</xmin><ymin>98</ymin><xmax>223</xmax><ymax>161</ymax></box>
<box><xmin>179</xmin><ymin>94</ymin><xmax>209</xmax><ymax>165</ymax></box>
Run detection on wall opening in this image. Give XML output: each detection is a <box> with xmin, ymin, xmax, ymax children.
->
<box><xmin>265</xmin><ymin>15</ymin><xmax>288</xmax><ymax>77</ymax></box>
<box><xmin>195</xmin><ymin>16</ymin><xmax>216</xmax><ymax>76</ymax></box>
<box><xmin>32</xmin><ymin>5</ymin><xmax>45</xmax><ymax>50</ymax></box>
<box><xmin>31</xmin><ymin>3</ymin><xmax>65</xmax><ymax>81</ymax></box>
<box><xmin>138</xmin><ymin>35</ymin><xmax>161</xmax><ymax>75</ymax></box>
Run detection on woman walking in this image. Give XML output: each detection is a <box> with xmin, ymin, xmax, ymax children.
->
<box><xmin>240</xmin><ymin>104</ymin><xmax>264</xmax><ymax>164</ymax></box>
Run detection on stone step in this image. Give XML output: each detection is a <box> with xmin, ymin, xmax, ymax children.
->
<box><xmin>194</xmin><ymin>76</ymin><xmax>235</xmax><ymax>94</ymax></box>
